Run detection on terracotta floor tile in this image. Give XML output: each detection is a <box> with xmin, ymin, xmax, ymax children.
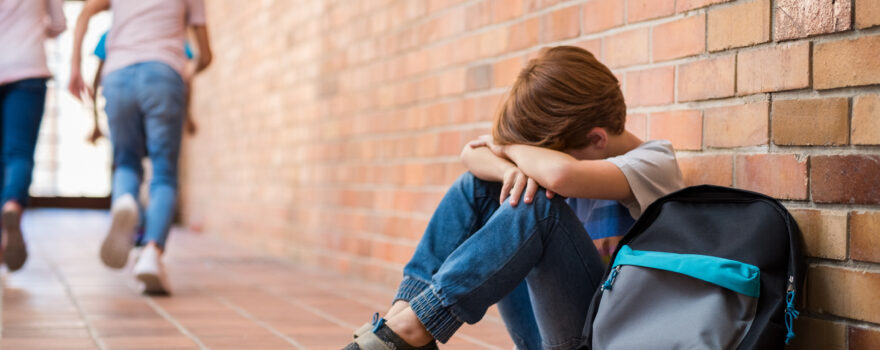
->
<box><xmin>100</xmin><ymin>336</ymin><xmax>200</xmax><ymax>350</ymax></box>
<box><xmin>1</xmin><ymin>326</ymin><xmax>92</xmax><ymax>338</ymax></box>
<box><xmin>0</xmin><ymin>337</ymin><xmax>98</xmax><ymax>350</ymax></box>
<box><xmin>1</xmin><ymin>210</ymin><xmax>514</xmax><ymax>349</ymax></box>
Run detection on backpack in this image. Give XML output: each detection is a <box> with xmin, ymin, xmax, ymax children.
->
<box><xmin>583</xmin><ymin>185</ymin><xmax>805</xmax><ymax>349</ymax></box>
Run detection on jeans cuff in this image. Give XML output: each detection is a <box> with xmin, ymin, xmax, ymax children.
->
<box><xmin>410</xmin><ymin>288</ymin><xmax>462</xmax><ymax>343</ymax></box>
<box><xmin>393</xmin><ymin>277</ymin><xmax>430</xmax><ymax>303</ymax></box>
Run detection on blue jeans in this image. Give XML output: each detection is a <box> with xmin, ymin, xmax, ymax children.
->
<box><xmin>395</xmin><ymin>172</ymin><xmax>606</xmax><ymax>350</ymax></box>
<box><xmin>102</xmin><ymin>62</ymin><xmax>185</xmax><ymax>249</ymax></box>
<box><xmin>0</xmin><ymin>78</ymin><xmax>47</xmax><ymax>207</ymax></box>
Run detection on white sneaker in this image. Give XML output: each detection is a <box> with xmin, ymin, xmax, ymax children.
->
<box><xmin>134</xmin><ymin>244</ymin><xmax>170</xmax><ymax>294</ymax></box>
<box><xmin>101</xmin><ymin>195</ymin><xmax>138</xmax><ymax>269</ymax></box>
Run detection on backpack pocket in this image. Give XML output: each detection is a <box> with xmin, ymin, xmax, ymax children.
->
<box><xmin>592</xmin><ymin>245</ymin><xmax>760</xmax><ymax>350</ymax></box>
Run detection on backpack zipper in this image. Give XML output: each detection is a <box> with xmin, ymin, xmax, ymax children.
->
<box><xmin>784</xmin><ymin>276</ymin><xmax>799</xmax><ymax>344</ymax></box>
<box><xmin>601</xmin><ymin>265</ymin><xmax>622</xmax><ymax>291</ymax></box>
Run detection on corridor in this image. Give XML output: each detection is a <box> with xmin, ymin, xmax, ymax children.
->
<box><xmin>0</xmin><ymin>210</ymin><xmax>514</xmax><ymax>350</ymax></box>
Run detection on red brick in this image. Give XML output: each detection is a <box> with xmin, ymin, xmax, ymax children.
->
<box><xmin>808</xmin><ymin>266</ymin><xmax>880</xmax><ymax>324</ymax></box>
<box><xmin>604</xmin><ymin>28</ymin><xmax>650</xmax><ymax>68</ymax></box>
<box><xmin>573</xmin><ymin>38</ymin><xmax>602</xmax><ymax>58</ymax></box>
<box><xmin>851</xmin><ymin>327</ymin><xmax>880</xmax><ymax>350</ymax></box>
<box><xmin>736</xmin><ymin>42</ymin><xmax>810</xmax><ymax>95</ymax></box>
<box><xmin>627</xmin><ymin>0</ymin><xmax>675</xmax><ymax>23</ymax></box>
<box><xmin>704</xmin><ymin>102</ymin><xmax>768</xmax><ymax>148</ymax></box>
<box><xmin>853</xmin><ymin>95</ymin><xmax>880</xmax><ymax>145</ymax></box>
<box><xmin>493</xmin><ymin>56</ymin><xmax>524</xmax><ymax>88</ymax></box>
<box><xmin>541</xmin><ymin>5</ymin><xmax>581</xmax><ymax>43</ymax></box>
<box><xmin>814</xmin><ymin>35</ymin><xmax>880</xmax><ymax>89</ymax></box>
<box><xmin>771</xmin><ymin>98</ymin><xmax>849</xmax><ymax>146</ymax></box>
<box><xmin>677</xmin><ymin>154</ymin><xmax>733</xmax><ymax>187</ymax></box>
<box><xmin>625</xmin><ymin>113</ymin><xmax>647</xmax><ymax>140</ymax></box>
<box><xmin>648</xmin><ymin>110</ymin><xmax>703</xmax><ymax>150</ymax></box>
<box><xmin>789</xmin><ymin>317</ymin><xmax>847</xmax><ymax>350</ymax></box>
<box><xmin>508</xmin><ymin>17</ymin><xmax>540</xmax><ymax>52</ymax></box>
<box><xmin>478</xmin><ymin>26</ymin><xmax>509</xmax><ymax>57</ymax></box>
<box><xmin>625</xmin><ymin>67</ymin><xmax>674</xmax><ymax>107</ymax></box>
<box><xmin>735</xmin><ymin>154</ymin><xmax>808</xmax><ymax>199</ymax></box>
<box><xmin>811</xmin><ymin>155</ymin><xmax>880</xmax><ymax>204</ymax></box>
<box><xmin>857</xmin><ymin>0</ymin><xmax>880</xmax><ymax>28</ymax></box>
<box><xmin>492</xmin><ymin>0</ymin><xmax>524</xmax><ymax>23</ymax></box>
<box><xmin>851</xmin><ymin>211</ymin><xmax>880</xmax><ymax>263</ymax></box>
<box><xmin>789</xmin><ymin>209</ymin><xmax>847</xmax><ymax>260</ymax></box>
<box><xmin>525</xmin><ymin>0</ymin><xmax>561</xmax><ymax>12</ymax></box>
<box><xmin>466</xmin><ymin>64</ymin><xmax>493</xmax><ymax>92</ymax></box>
<box><xmin>774</xmin><ymin>0</ymin><xmax>851</xmax><ymax>40</ymax></box>
<box><xmin>583</xmin><ymin>0</ymin><xmax>624</xmax><ymax>34</ymax></box>
<box><xmin>465</xmin><ymin>1</ymin><xmax>492</xmax><ymax>30</ymax></box>
<box><xmin>677</xmin><ymin>0</ymin><xmax>733</xmax><ymax>12</ymax></box>
<box><xmin>677</xmin><ymin>55</ymin><xmax>735</xmax><ymax>102</ymax></box>
<box><xmin>439</xmin><ymin>68</ymin><xmax>466</xmax><ymax>96</ymax></box>
<box><xmin>707</xmin><ymin>0</ymin><xmax>771</xmax><ymax>51</ymax></box>
<box><xmin>652</xmin><ymin>14</ymin><xmax>706</xmax><ymax>62</ymax></box>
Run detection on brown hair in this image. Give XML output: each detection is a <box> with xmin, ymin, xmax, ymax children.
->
<box><xmin>492</xmin><ymin>46</ymin><xmax>626</xmax><ymax>151</ymax></box>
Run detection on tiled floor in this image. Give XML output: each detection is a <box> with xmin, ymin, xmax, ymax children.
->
<box><xmin>0</xmin><ymin>209</ymin><xmax>514</xmax><ymax>350</ymax></box>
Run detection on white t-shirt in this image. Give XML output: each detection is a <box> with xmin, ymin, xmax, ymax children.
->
<box><xmin>605</xmin><ymin>139</ymin><xmax>685</xmax><ymax>218</ymax></box>
<box><xmin>0</xmin><ymin>0</ymin><xmax>66</xmax><ymax>85</ymax></box>
<box><xmin>104</xmin><ymin>0</ymin><xmax>206</xmax><ymax>76</ymax></box>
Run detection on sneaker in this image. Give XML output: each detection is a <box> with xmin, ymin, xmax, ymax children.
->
<box><xmin>133</xmin><ymin>244</ymin><xmax>170</xmax><ymax>295</ymax></box>
<box><xmin>343</xmin><ymin>318</ymin><xmax>438</xmax><ymax>350</ymax></box>
<box><xmin>2</xmin><ymin>206</ymin><xmax>27</xmax><ymax>271</ymax></box>
<box><xmin>101</xmin><ymin>195</ymin><xmax>138</xmax><ymax>269</ymax></box>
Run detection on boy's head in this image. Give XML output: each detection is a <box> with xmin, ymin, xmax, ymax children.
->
<box><xmin>492</xmin><ymin>46</ymin><xmax>626</xmax><ymax>153</ymax></box>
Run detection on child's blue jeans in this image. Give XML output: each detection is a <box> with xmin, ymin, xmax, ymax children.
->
<box><xmin>395</xmin><ymin>172</ymin><xmax>605</xmax><ymax>350</ymax></box>
<box><xmin>102</xmin><ymin>61</ymin><xmax>185</xmax><ymax>250</ymax></box>
<box><xmin>0</xmin><ymin>78</ymin><xmax>47</xmax><ymax>207</ymax></box>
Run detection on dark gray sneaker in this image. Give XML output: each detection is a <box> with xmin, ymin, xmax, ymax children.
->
<box><xmin>343</xmin><ymin>317</ymin><xmax>438</xmax><ymax>350</ymax></box>
<box><xmin>2</xmin><ymin>207</ymin><xmax>26</xmax><ymax>271</ymax></box>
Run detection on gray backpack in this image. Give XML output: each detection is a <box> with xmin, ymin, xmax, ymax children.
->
<box><xmin>583</xmin><ymin>185</ymin><xmax>805</xmax><ymax>349</ymax></box>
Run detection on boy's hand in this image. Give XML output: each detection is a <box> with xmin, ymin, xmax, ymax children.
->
<box><xmin>501</xmin><ymin>167</ymin><xmax>554</xmax><ymax>206</ymax></box>
<box><xmin>468</xmin><ymin>134</ymin><xmax>506</xmax><ymax>156</ymax></box>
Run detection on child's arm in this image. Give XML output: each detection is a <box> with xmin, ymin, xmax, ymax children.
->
<box><xmin>502</xmin><ymin>144</ymin><xmax>633</xmax><ymax>201</ymax></box>
<box><xmin>183</xmin><ymin>25</ymin><xmax>213</xmax><ymax>82</ymax></box>
<box><xmin>45</xmin><ymin>0</ymin><xmax>67</xmax><ymax>38</ymax></box>
<box><xmin>69</xmin><ymin>0</ymin><xmax>110</xmax><ymax>100</ymax></box>
<box><xmin>88</xmin><ymin>60</ymin><xmax>105</xmax><ymax>144</ymax></box>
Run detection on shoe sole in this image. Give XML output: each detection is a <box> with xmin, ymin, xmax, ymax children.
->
<box><xmin>100</xmin><ymin>205</ymin><xmax>137</xmax><ymax>269</ymax></box>
<box><xmin>136</xmin><ymin>272</ymin><xmax>169</xmax><ymax>295</ymax></box>
<box><xmin>3</xmin><ymin>210</ymin><xmax>27</xmax><ymax>271</ymax></box>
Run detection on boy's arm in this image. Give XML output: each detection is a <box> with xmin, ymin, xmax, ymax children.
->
<box><xmin>460</xmin><ymin>145</ymin><xmax>515</xmax><ymax>182</ymax></box>
<box><xmin>461</xmin><ymin>143</ymin><xmax>556</xmax><ymax>205</ymax></box>
<box><xmin>503</xmin><ymin>144</ymin><xmax>633</xmax><ymax>201</ymax></box>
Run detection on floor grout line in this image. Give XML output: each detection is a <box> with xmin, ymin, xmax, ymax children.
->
<box><xmin>41</xmin><ymin>247</ymin><xmax>108</xmax><ymax>350</ymax></box>
<box><xmin>142</xmin><ymin>297</ymin><xmax>211</xmax><ymax>350</ymax></box>
<box><xmin>1</xmin><ymin>210</ymin><xmax>515</xmax><ymax>349</ymax></box>
<box><xmin>213</xmin><ymin>294</ymin><xmax>308</xmax><ymax>350</ymax></box>
<box><xmin>302</xmin><ymin>280</ymin><xmax>504</xmax><ymax>349</ymax></box>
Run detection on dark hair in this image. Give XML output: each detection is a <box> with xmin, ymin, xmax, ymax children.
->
<box><xmin>492</xmin><ymin>46</ymin><xmax>626</xmax><ymax>151</ymax></box>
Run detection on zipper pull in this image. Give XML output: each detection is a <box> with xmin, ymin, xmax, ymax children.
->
<box><xmin>601</xmin><ymin>266</ymin><xmax>622</xmax><ymax>291</ymax></box>
<box><xmin>784</xmin><ymin>275</ymin><xmax>799</xmax><ymax>344</ymax></box>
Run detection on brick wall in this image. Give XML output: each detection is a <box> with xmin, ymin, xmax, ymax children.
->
<box><xmin>183</xmin><ymin>0</ymin><xmax>880</xmax><ymax>347</ymax></box>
